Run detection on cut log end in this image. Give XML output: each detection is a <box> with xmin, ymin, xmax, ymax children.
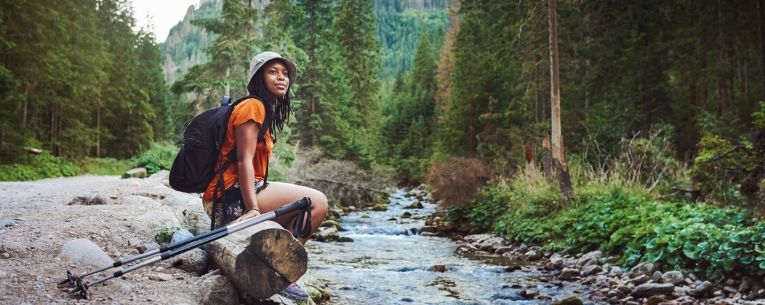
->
<box><xmin>205</xmin><ymin>221</ymin><xmax>307</xmax><ymax>300</ymax></box>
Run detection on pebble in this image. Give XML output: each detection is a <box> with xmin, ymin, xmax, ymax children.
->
<box><xmin>2</xmin><ymin>253</ymin><xmax>9</xmax><ymax>259</ymax></box>
<box><xmin>0</xmin><ymin>271</ymin><xmax>6</xmax><ymax>278</ymax></box>
<box><xmin>148</xmin><ymin>273</ymin><xmax>173</xmax><ymax>281</ymax></box>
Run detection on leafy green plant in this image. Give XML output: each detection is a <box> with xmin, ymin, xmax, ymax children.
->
<box><xmin>78</xmin><ymin>157</ymin><xmax>132</xmax><ymax>176</ymax></box>
<box><xmin>153</xmin><ymin>226</ymin><xmax>182</xmax><ymax>244</ymax></box>
<box><xmin>132</xmin><ymin>142</ymin><xmax>178</xmax><ymax>175</ymax></box>
<box><xmin>0</xmin><ymin>152</ymin><xmax>79</xmax><ymax>181</ymax></box>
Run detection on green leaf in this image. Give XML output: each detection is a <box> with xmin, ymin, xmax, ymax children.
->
<box><xmin>683</xmin><ymin>242</ymin><xmax>700</xmax><ymax>260</ymax></box>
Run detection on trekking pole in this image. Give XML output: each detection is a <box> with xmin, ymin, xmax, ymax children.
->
<box><xmin>59</xmin><ymin>196</ymin><xmax>312</xmax><ymax>299</ymax></box>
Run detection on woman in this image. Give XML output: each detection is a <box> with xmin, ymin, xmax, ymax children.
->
<box><xmin>202</xmin><ymin>51</ymin><xmax>328</xmax><ymax>300</ymax></box>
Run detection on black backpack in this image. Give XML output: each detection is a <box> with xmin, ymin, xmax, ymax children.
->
<box><xmin>169</xmin><ymin>95</ymin><xmax>271</xmax><ymax>194</ymax></box>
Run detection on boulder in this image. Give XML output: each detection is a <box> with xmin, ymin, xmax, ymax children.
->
<box><xmin>59</xmin><ymin>239</ymin><xmax>112</xmax><ymax>268</ymax></box>
<box><xmin>172</xmin><ymin>248</ymin><xmax>209</xmax><ymax>274</ymax></box>
<box><xmin>198</xmin><ymin>274</ymin><xmax>239</xmax><ymax>305</ymax></box>
<box><xmin>124</xmin><ymin>167</ymin><xmax>148</xmax><ymax>178</ymax></box>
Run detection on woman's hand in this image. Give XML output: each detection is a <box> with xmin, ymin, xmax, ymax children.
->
<box><xmin>233</xmin><ymin>209</ymin><xmax>261</xmax><ymax>224</ymax></box>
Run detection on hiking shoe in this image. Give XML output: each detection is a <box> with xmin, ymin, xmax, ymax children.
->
<box><xmin>278</xmin><ymin>282</ymin><xmax>309</xmax><ymax>301</ymax></box>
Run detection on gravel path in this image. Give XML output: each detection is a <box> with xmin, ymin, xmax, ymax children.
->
<box><xmin>0</xmin><ymin>174</ymin><xmax>206</xmax><ymax>304</ymax></box>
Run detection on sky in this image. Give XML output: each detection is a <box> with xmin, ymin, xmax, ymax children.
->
<box><xmin>132</xmin><ymin>0</ymin><xmax>200</xmax><ymax>43</ymax></box>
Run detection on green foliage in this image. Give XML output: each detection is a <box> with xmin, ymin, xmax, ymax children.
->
<box><xmin>481</xmin><ymin>182</ymin><xmax>765</xmax><ymax>280</ymax></box>
<box><xmin>0</xmin><ymin>152</ymin><xmax>79</xmax><ymax>181</ymax></box>
<box><xmin>132</xmin><ymin>143</ymin><xmax>179</xmax><ymax>175</ymax></box>
<box><xmin>78</xmin><ymin>157</ymin><xmax>132</xmax><ymax>176</ymax></box>
<box><xmin>691</xmin><ymin>134</ymin><xmax>754</xmax><ymax>205</ymax></box>
<box><xmin>153</xmin><ymin>226</ymin><xmax>182</xmax><ymax>245</ymax></box>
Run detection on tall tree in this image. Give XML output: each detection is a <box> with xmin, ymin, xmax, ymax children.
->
<box><xmin>548</xmin><ymin>0</ymin><xmax>573</xmax><ymax>200</ymax></box>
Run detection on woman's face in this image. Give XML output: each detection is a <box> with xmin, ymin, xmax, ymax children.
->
<box><xmin>263</xmin><ymin>60</ymin><xmax>290</xmax><ymax>97</ymax></box>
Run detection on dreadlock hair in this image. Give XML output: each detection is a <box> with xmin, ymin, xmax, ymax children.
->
<box><xmin>246</xmin><ymin>60</ymin><xmax>293</xmax><ymax>139</ymax></box>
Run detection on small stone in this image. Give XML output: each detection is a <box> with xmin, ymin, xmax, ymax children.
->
<box><xmin>631</xmin><ymin>283</ymin><xmax>674</xmax><ymax>298</ymax></box>
<box><xmin>661</xmin><ymin>270</ymin><xmax>684</xmax><ymax>285</ymax></box>
<box><xmin>581</xmin><ymin>264</ymin><xmax>602</xmax><ymax>276</ymax></box>
<box><xmin>552</xmin><ymin>295</ymin><xmax>584</xmax><ymax>305</ymax></box>
<box><xmin>2</xmin><ymin>253</ymin><xmax>9</xmax><ymax>259</ymax></box>
<box><xmin>148</xmin><ymin>273</ymin><xmax>172</xmax><ymax>281</ymax></box>
<box><xmin>401</xmin><ymin>212</ymin><xmax>412</xmax><ymax>218</ymax></box>
<box><xmin>430</xmin><ymin>264</ymin><xmax>447</xmax><ymax>272</ymax></box>
<box><xmin>0</xmin><ymin>271</ymin><xmax>6</xmax><ymax>279</ymax></box>
<box><xmin>520</xmin><ymin>289</ymin><xmax>539</xmax><ymax>299</ymax></box>
<box><xmin>559</xmin><ymin>268</ymin><xmax>579</xmax><ymax>281</ymax></box>
<box><xmin>651</xmin><ymin>271</ymin><xmax>663</xmax><ymax>282</ymax></box>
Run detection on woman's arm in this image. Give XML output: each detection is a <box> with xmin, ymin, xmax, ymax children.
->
<box><xmin>234</xmin><ymin>120</ymin><xmax>261</xmax><ymax>221</ymax></box>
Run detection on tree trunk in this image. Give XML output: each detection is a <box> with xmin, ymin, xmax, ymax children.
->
<box><xmin>760</xmin><ymin>0</ymin><xmax>765</xmax><ymax>100</ymax></box>
<box><xmin>548</xmin><ymin>0</ymin><xmax>574</xmax><ymax>201</ymax></box>
<box><xmin>541</xmin><ymin>136</ymin><xmax>553</xmax><ymax>183</ymax></box>
<box><xmin>204</xmin><ymin>221</ymin><xmax>307</xmax><ymax>301</ymax></box>
<box><xmin>96</xmin><ymin>103</ymin><xmax>101</xmax><ymax>158</ymax></box>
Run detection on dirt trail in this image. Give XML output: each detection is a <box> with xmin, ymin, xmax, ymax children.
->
<box><xmin>0</xmin><ymin>174</ymin><xmax>205</xmax><ymax>304</ymax></box>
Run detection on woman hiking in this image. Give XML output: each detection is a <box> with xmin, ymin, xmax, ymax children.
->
<box><xmin>202</xmin><ymin>51</ymin><xmax>329</xmax><ymax>301</ymax></box>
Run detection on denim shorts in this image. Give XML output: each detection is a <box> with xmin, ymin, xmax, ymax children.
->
<box><xmin>204</xmin><ymin>180</ymin><xmax>267</xmax><ymax>228</ymax></box>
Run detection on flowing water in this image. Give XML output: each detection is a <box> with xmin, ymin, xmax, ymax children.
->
<box><xmin>306</xmin><ymin>189</ymin><xmax>600</xmax><ymax>305</ymax></box>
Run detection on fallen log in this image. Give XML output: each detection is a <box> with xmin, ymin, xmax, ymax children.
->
<box><xmin>203</xmin><ymin>220</ymin><xmax>307</xmax><ymax>301</ymax></box>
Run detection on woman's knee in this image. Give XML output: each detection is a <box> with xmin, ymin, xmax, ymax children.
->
<box><xmin>309</xmin><ymin>190</ymin><xmax>329</xmax><ymax>217</ymax></box>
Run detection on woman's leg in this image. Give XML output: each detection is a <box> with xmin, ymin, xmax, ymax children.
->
<box><xmin>254</xmin><ymin>181</ymin><xmax>329</xmax><ymax>244</ymax></box>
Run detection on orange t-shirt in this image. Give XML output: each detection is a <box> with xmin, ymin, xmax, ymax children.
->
<box><xmin>202</xmin><ymin>98</ymin><xmax>273</xmax><ymax>201</ymax></box>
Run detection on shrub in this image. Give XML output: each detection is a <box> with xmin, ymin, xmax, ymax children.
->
<box><xmin>427</xmin><ymin>157</ymin><xmax>489</xmax><ymax>207</ymax></box>
<box><xmin>0</xmin><ymin>152</ymin><xmax>79</xmax><ymax>181</ymax></box>
<box><xmin>691</xmin><ymin>134</ymin><xmax>753</xmax><ymax>205</ymax></box>
<box><xmin>132</xmin><ymin>142</ymin><xmax>178</xmax><ymax>175</ymax></box>
<box><xmin>78</xmin><ymin>157</ymin><xmax>132</xmax><ymax>176</ymax></box>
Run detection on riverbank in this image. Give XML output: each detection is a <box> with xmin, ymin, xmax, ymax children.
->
<box><xmin>426</xmin><ymin>207</ymin><xmax>765</xmax><ymax>305</ymax></box>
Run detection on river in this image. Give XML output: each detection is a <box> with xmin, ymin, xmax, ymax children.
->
<box><xmin>306</xmin><ymin>189</ymin><xmax>599</xmax><ymax>305</ymax></box>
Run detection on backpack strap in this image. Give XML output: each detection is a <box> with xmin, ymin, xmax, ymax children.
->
<box><xmin>210</xmin><ymin>96</ymin><xmax>273</xmax><ymax>229</ymax></box>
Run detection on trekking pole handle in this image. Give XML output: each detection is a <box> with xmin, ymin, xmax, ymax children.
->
<box><xmin>274</xmin><ymin>197</ymin><xmax>311</xmax><ymax>218</ymax></box>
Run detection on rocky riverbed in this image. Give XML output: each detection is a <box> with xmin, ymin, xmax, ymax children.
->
<box><xmin>426</xmin><ymin>208</ymin><xmax>765</xmax><ymax>305</ymax></box>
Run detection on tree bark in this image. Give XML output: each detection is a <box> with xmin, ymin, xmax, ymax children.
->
<box><xmin>541</xmin><ymin>136</ymin><xmax>553</xmax><ymax>183</ymax></box>
<box><xmin>204</xmin><ymin>221</ymin><xmax>308</xmax><ymax>301</ymax></box>
<box><xmin>548</xmin><ymin>0</ymin><xmax>574</xmax><ymax>201</ymax></box>
<box><xmin>760</xmin><ymin>0</ymin><xmax>765</xmax><ymax>100</ymax></box>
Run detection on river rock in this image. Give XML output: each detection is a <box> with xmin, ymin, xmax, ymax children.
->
<box><xmin>401</xmin><ymin>212</ymin><xmax>412</xmax><ymax>218</ymax></box>
<box><xmin>552</xmin><ymin>295</ymin><xmax>583</xmax><ymax>305</ymax></box>
<box><xmin>524</xmin><ymin>249</ymin><xmax>542</xmax><ymax>260</ymax></box>
<box><xmin>631</xmin><ymin>283</ymin><xmax>675</xmax><ymax>298</ymax></box>
<box><xmin>124</xmin><ymin>167</ymin><xmax>148</xmax><ymax>178</ymax></box>
<box><xmin>171</xmin><ymin>229</ymin><xmax>194</xmax><ymax>245</ymax></box>
<box><xmin>609</xmin><ymin>266</ymin><xmax>623</xmax><ymax>277</ymax></box>
<box><xmin>319</xmin><ymin>220</ymin><xmax>344</xmax><ymax>231</ymax></box>
<box><xmin>198</xmin><ymin>274</ymin><xmax>239</xmax><ymax>305</ymax></box>
<box><xmin>661</xmin><ymin>270</ymin><xmax>684</xmax><ymax>285</ymax></box>
<box><xmin>371</xmin><ymin>204</ymin><xmax>388</xmax><ymax>211</ymax></box>
<box><xmin>629</xmin><ymin>274</ymin><xmax>650</xmax><ymax>285</ymax></box>
<box><xmin>172</xmin><ymin>248</ymin><xmax>208</xmax><ymax>274</ymax></box>
<box><xmin>148</xmin><ymin>170</ymin><xmax>170</xmax><ymax>183</ymax></box>
<box><xmin>651</xmin><ymin>270</ymin><xmax>663</xmax><ymax>282</ymax></box>
<box><xmin>404</xmin><ymin>201</ymin><xmax>423</xmax><ymax>209</ymax></box>
<box><xmin>429</xmin><ymin>264</ymin><xmax>447</xmax><ymax>272</ymax></box>
<box><xmin>581</xmin><ymin>264</ymin><xmax>602</xmax><ymax>276</ymax></box>
<box><xmin>629</xmin><ymin>262</ymin><xmax>657</xmax><ymax>278</ymax></box>
<box><xmin>59</xmin><ymin>239</ymin><xmax>112</xmax><ymax>268</ymax></box>
<box><xmin>576</xmin><ymin>250</ymin><xmax>602</xmax><ymax>267</ymax></box>
<box><xmin>136</xmin><ymin>209</ymin><xmax>182</xmax><ymax>237</ymax></box>
<box><xmin>689</xmin><ymin>281</ymin><xmax>714</xmax><ymax>297</ymax></box>
<box><xmin>559</xmin><ymin>268</ymin><xmax>579</xmax><ymax>281</ymax></box>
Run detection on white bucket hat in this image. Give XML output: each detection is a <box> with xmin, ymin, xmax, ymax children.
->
<box><xmin>248</xmin><ymin>51</ymin><xmax>297</xmax><ymax>87</ymax></box>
